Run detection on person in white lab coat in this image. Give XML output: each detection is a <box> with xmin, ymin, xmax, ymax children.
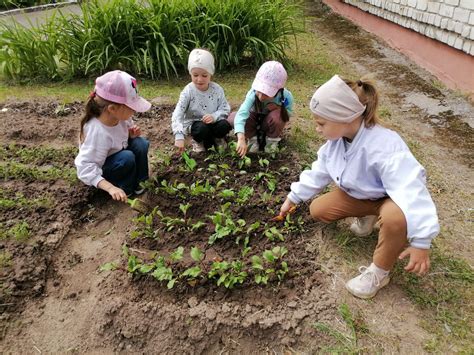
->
<box><xmin>279</xmin><ymin>75</ymin><xmax>439</xmax><ymax>299</ymax></box>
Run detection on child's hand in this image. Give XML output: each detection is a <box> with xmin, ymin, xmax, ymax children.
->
<box><xmin>279</xmin><ymin>198</ymin><xmax>296</xmax><ymax>218</ymax></box>
<box><xmin>399</xmin><ymin>247</ymin><xmax>430</xmax><ymax>275</ymax></box>
<box><xmin>108</xmin><ymin>186</ymin><xmax>128</xmax><ymax>202</ymax></box>
<box><xmin>202</xmin><ymin>114</ymin><xmax>214</xmax><ymax>124</ymax></box>
<box><xmin>236</xmin><ymin>133</ymin><xmax>247</xmax><ymax>157</ymax></box>
<box><xmin>129</xmin><ymin>125</ymin><xmax>141</xmax><ymax>138</ymax></box>
<box><xmin>175</xmin><ymin>139</ymin><xmax>185</xmax><ymax>154</ymax></box>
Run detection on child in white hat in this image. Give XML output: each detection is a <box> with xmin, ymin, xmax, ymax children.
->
<box><xmin>227</xmin><ymin>61</ymin><xmax>294</xmax><ymax>156</ymax></box>
<box><xmin>278</xmin><ymin>75</ymin><xmax>439</xmax><ymax>299</ymax></box>
<box><xmin>75</xmin><ymin>70</ymin><xmax>151</xmax><ymax>202</ymax></box>
<box><xmin>171</xmin><ymin>48</ymin><xmax>231</xmax><ymax>153</ymax></box>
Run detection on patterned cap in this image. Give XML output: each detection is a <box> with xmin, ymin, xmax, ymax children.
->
<box><xmin>252</xmin><ymin>61</ymin><xmax>287</xmax><ymax>97</ymax></box>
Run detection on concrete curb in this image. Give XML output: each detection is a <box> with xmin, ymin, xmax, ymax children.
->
<box><xmin>0</xmin><ymin>1</ymin><xmax>78</xmax><ymax>18</ymax></box>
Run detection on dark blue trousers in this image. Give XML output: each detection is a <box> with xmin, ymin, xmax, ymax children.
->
<box><xmin>102</xmin><ymin>137</ymin><xmax>149</xmax><ymax>195</ymax></box>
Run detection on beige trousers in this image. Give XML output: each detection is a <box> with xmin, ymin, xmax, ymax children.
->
<box><xmin>310</xmin><ymin>188</ymin><xmax>408</xmax><ymax>270</ymax></box>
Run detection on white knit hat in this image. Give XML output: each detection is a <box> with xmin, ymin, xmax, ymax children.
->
<box><xmin>187</xmin><ymin>49</ymin><xmax>215</xmax><ymax>75</ymax></box>
<box><xmin>310</xmin><ymin>75</ymin><xmax>366</xmax><ymax>123</ymax></box>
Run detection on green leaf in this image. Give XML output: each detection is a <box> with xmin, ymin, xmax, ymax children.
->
<box><xmin>190</xmin><ymin>246</ymin><xmax>204</xmax><ymax>262</ymax></box>
<box><xmin>181</xmin><ymin>266</ymin><xmax>201</xmax><ymax>278</ymax></box>
<box><xmin>99</xmin><ymin>262</ymin><xmax>117</xmax><ymax>272</ymax></box>
<box><xmin>169</xmin><ymin>246</ymin><xmax>184</xmax><ymax>262</ymax></box>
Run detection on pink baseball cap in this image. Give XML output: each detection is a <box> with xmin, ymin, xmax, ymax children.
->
<box><xmin>94</xmin><ymin>70</ymin><xmax>151</xmax><ymax>112</ymax></box>
<box><xmin>252</xmin><ymin>61</ymin><xmax>287</xmax><ymax>97</ymax></box>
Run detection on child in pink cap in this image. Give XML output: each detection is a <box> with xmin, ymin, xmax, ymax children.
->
<box><xmin>279</xmin><ymin>75</ymin><xmax>439</xmax><ymax>299</ymax></box>
<box><xmin>227</xmin><ymin>61</ymin><xmax>294</xmax><ymax>156</ymax></box>
<box><xmin>75</xmin><ymin>70</ymin><xmax>151</xmax><ymax>202</ymax></box>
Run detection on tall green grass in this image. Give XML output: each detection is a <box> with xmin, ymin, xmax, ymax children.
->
<box><xmin>0</xmin><ymin>0</ymin><xmax>304</xmax><ymax>81</ymax></box>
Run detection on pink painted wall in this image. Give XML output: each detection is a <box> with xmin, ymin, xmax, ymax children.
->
<box><xmin>323</xmin><ymin>0</ymin><xmax>474</xmax><ymax>96</ymax></box>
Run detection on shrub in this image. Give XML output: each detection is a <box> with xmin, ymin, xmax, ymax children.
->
<box><xmin>0</xmin><ymin>0</ymin><xmax>304</xmax><ymax>81</ymax></box>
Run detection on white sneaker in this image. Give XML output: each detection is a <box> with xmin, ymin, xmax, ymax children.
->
<box><xmin>350</xmin><ymin>215</ymin><xmax>378</xmax><ymax>236</ymax></box>
<box><xmin>264</xmin><ymin>137</ymin><xmax>281</xmax><ymax>153</ymax></box>
<box><xmin>345</xmin><ymin>265</ymin><xmax>390</xmax><ymax>299</ymax></box>
<box><xmin>191</xmin><ymin>139</ymin><xmax>206</xmax><ymax>153</ymax></box>
<box><xmin>247</xmin><ymin>136</ymin><xmax>259</xmax><ymax>153</ymax></box>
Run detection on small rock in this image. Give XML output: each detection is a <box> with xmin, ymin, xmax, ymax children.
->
<box><xmin>288</xmin><ymin>301</ymin><xmax>297</xmax><ymax>308</ymax></box>
<box><xmin>188</xmin><ymin>297</ymin><xmax>198</xmax><ymax>308</ymax></box>
<box><xmin>221</xmin><ymin>303</ymin><xmax>231</xmax><ymax>313</ymax></box>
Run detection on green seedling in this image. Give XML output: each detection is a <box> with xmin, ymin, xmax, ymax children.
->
<box><xmin>169</xmin><ymin>246</ymin><xmax>184</xmax><ymax>262</ymax></box>
<box><xmin>131</xmin><ymin>209</ymin><xmax>158</xmax><ymax>239</ymax></box>
<box><xmin>160</xmin><ymin>215</ymin><xmax>186</xmax><ymax>231</ymax></box>
<box><xmin>154</xmin><ymin>148</ymin><xmax>172</xmax><ymax>167</ymax></box>
<box><xmin>238</xmin><ymin>156</ymin><xmax>252</xmax><ymax>170</ymax></box>
<box><xmin>252</xmin><ymin>247</ymin><xmax>289</xmax><ymax>284</ymax></box>
<box><xmin>258</xmin><ymin>158</ymin><xmax>269</xmax><ymax>168</ymax></box>
<box><xmin>208</xmin><ymin>204</ymin><xmax>246</xmax><ymax>244</ymax></box>
<box><xmin>264</xmin><ymin>225</ymin><xmax>285</xmax><ymax>242</ymax></box>
<box><xmin>179</xmin><ymin>203</ymin><xmax>191</xmax><ymax>218</ymax></box>
<box><xmin>208</xmin><ymin>260</ymin><xmax>247</xmax><ymax>289</ymax></box>
<box><xmin>190</xmin><ymin>220</ymin><xmax>206</xmax><ymax>231</ymax></box>
<box><xmin>99</xmin><ymin>261</ymin><xmax>118</xmax><ymax>272</ymax></box>
<box><xmin>263</xmin><ymin>246</ymin><xmax>288</xmax><ymax>262</ymax></box>
<box><xmin>182</xmin><ymin>152</ymin><xmax>197</xmax><ymax>171</ymax></box>
<box><xmin>219</xmin><ymin>189</ymin><xmax>235</xmax><ymax>199</ymax></box>
<box><xmin>189</xmin><ymin>180</ymin><xmax>214</xmax><ymax>196</ymax></box>
<box><xmin>190</xmin><ymin>246</ymin><xmax>204</xmax><ymax>262</ymax></box>
<box><xmin>127</xmin><ymin>198</ymin><xmax>152</xmax><ymax>214</ymax></box>
<box><xmin>236</xmin><ymin>186</ymin><xmax>254</xmax><ymax>205</ymax></box>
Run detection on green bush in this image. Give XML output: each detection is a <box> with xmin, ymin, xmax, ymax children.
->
<box><xmin>0</xmin><ymin>0</ymin><xmax>304</xmax><ymax>81</ymax></box>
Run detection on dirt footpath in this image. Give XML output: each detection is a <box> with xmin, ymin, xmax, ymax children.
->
<box><xmin>1</xmin><ymin>2</ymin><xmax>473</xmax><ymax>354</ymax></box>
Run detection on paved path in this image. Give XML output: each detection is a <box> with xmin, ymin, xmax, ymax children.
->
<box><xmin>0</xmin><ymin>3</ymin><xmax>81</xmax><ymax>27</ymax></box>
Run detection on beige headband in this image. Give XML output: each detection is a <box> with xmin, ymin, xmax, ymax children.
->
<box><xmin>310</xmin><ymin>75</ymin><xmax>366</xmax><ymax>123</ymax></box>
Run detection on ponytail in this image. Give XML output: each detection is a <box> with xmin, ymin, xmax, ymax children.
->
<box><xmin>79</xmin><ymin>93</ymin><xmax>111</xmax><ymax>143</ymax></box>
<box><xmin>344</xmin><ymin>77</ymin><xmax>380</xmax><ymax>127</ymax></box>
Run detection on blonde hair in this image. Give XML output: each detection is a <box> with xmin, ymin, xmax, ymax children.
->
<box><xmin>343</xmin><ymin>77</ymin><xmax>380</xmax><ymax>127</ymax></box>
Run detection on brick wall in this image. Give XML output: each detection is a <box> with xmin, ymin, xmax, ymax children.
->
<box><xmin>342</xmin><ymin>0</ymin><xmax>474</xmax><ymax>56</ymax></box>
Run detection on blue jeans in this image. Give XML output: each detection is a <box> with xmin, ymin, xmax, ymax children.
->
<box><xmin>102</xmin><ymin>137</ymin><xmax>149</xmax><ymax>195</ymax></box>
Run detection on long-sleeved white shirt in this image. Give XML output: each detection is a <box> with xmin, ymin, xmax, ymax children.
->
<box><xmin>288</xmin><ymin>123</ymin><xmax>439</xmax><ymax>249</ymax></box>
<box><xmin>74</xmin><ymin>117</ymin><xmax>132</xmax><ymax>187</ymax></box>
<box><xmin>171</xmin><ymin>82</ymin><xmax>230</xmax><ymax>140</ymax></box>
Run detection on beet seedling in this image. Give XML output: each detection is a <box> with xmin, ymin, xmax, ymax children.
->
<box><xmin>180</xmin><ymin>246</ymin><xmax>205</xmax><ymax>282</ymax></box>
<box><xmin>208</xmin><ymin>260</ymin><xmax>247</xmax><ymax>288</ymax></box>
<box><xmin>182</xmin><ymin>152</ymin><xmax>197</xmax><ymax>171</ymax></box>
<box><xmin>264</xmin><ymin>225</ymin><xmax>285</xmax><ymax>242</ymax></box>
<box><xmin>208</xmin><ymin>204</ymin><xmax>246</xmax><ymax>244</ymax></box>
<box><xmin>236</xmin><ymin>186</ymin><xmax>254</xmax><ymax>205</ymax></box>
